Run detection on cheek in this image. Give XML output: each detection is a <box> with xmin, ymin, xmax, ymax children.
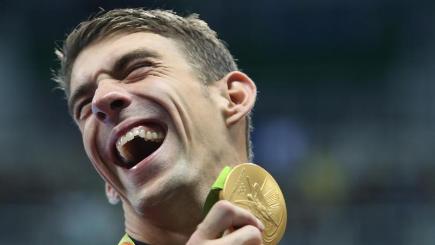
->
<box><xmin>179</xmin><ymin>87</ymin><xmax>217</xmax><ymax>117</ymax></box>
<box><xmin>82</xmin><ymin>121</ymin><xmax>122</xmax><ymax>189</ymax></box>
<box><xmin>193</xmin><ymin>100</ymin><xmax>224</xmax><ymax>129</ymax></box>
<box><xmin>81</xmin><ymin>119</ymin><xmax>106</xmax><ymax>173</ymax></box>
<box><xmin>81</xmin><ymin>119</ymin><xmax>95</xmax><ymax>155</ymax></box>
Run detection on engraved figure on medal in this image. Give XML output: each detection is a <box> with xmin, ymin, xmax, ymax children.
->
<box><xmin>228</xmin><ymin>167</ymin><xmax>284</xmax><ymax>243</ymax></box>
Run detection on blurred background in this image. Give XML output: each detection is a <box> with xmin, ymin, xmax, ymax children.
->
<box><xmin>1</xmin><ymin>0</ymin><xmax>435</xmax><ymax>244</ymax></box>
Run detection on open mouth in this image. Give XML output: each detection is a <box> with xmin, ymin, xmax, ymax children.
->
<box><xmin>115</xmin><ymin>123</ymin><xmax>166</xmax><ymax>169</ymax></box>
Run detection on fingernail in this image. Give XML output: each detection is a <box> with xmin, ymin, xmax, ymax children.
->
<box><xmin>258</xmin><ymin>219</ymin><xmax>265</xmax><ymax>231</ymax></box>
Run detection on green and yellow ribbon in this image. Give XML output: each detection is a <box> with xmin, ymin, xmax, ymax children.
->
<box><xmin>202</xmin><ymin>166</ymin><xmax>232</xmax><ymax>216</ymax></box>
<box><xmin>118</xmin><ymin>233</ymin><xmax>135</xmax><ymax>245</ymax></box>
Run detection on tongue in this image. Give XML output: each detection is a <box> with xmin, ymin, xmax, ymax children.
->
<box><xmin>120</xmin><ymin>137</ymin><xmax>162</xmax><ymax>169</ymax></box>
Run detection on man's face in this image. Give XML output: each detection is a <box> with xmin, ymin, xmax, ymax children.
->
<box><xmin>69</xmin><ymin>32</ymin><xmax>232</xmax><ymax>210</ymax></box>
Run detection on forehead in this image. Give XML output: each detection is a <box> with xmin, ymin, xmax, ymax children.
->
<box><xmin>69</xmin><ymin>32</ymin><xmax>190</xmax><ymax>93</ymax></box>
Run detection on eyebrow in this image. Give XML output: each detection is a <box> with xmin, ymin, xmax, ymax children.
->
<box><xmin>68</xmin><ymin>48</ymin><xmax>162</xmax><ymax>115</ymax></box>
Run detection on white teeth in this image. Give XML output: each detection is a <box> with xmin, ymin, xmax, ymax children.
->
<box><xmin>115</xmin><ymin>126</ymin><xmax>165</xmax><ymax>160</ymax></box>
<box><xmin>126</xmin><ymin>132</ymin><xmax>134</xmax><ymax>141</ymax></box>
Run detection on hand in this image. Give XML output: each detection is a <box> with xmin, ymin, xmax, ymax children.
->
<box><xmin>187</xmin><ymin>200</ymin><xmax>265</xmax><ymax>245</ymax></box>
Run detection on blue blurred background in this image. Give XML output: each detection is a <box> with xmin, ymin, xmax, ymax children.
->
<box><xmin>1</xmin><ymin>0</ymin><xmax>435</xmax><ymax>244</ymax></box>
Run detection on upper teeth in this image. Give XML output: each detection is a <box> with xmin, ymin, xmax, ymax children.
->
<box><xmin>116</xmin><ymin>126</ymin><xmax>164</xmax><ymax>157</ymax></box>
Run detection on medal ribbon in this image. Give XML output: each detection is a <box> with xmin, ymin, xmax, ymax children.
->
<box><xmin>118</xmin><ymin>233</ymin><xmax>135</xmax><ymax>245</ymax></box>
<box><xmin>202</xmin><ymin>166</ymin><xmax>232</xmax><ymax>216</ymax></box>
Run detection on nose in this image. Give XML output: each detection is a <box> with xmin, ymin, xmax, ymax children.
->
<box><xmin>91</xmin><ymin>81</ymin><xmax>131</xmax><ymax>124</ymax></box>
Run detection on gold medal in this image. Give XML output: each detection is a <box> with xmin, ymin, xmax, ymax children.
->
<box><xmin>220</xmin><ymin>163</ymin><xmax>287</xmax><ymax>245</ymax></box>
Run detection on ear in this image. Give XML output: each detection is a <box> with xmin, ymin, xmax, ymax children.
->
<box><xmin>105</xmin><ymin>182</ymin><xmax>120</xmax><ymax>205</ymax></box>
<box><xmin>222</xmin><ymin>71</ymin><xmax>257</xmax><ymax>125</ymax></box>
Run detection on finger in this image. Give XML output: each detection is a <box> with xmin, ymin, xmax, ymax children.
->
<box><xmin>218</xmin><ymin>225</ymin><xmax>263</xmax><ymax>245</ymax></box>
<box><xmin>197</xmin><ymin>200</ymin><xmax>264</xmax><ymax>239</ymax></box>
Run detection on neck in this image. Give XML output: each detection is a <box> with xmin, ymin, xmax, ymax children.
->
<box><xmin>122</xmin><ymin>149</ymin><xmax>247</xmax><ymax>244</ymax></box>
<box><xmin>122</xmin><ymin>188</ymin><xmax>205</xmax><ymax>245</ymax></box>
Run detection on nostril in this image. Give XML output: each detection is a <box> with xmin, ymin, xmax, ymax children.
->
<box><xmin>92</xmin><ymin>92</ymin><xmax>130</xmax><ymax>123</ymax></box>
<box><xmin>97</xmin><ymin>111</ymin><xmax>106</xmax><ymax>121</ymax></box>
<box><xmin>110</xmin><ymin>99</ymin><xmax>125</xmax><ymax>110</ymax></box>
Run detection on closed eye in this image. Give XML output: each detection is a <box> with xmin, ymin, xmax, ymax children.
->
<box><xmin>75</xmin><ymin>98</ymin><xmax>92</xmax><ymax>121</ymax></box>
<box><xmin>124</xmin><ymin>61</ymin><xmax>154</xmax><ymax>81</ymax></box>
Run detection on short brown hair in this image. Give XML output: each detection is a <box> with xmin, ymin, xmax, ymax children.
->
<box><xmin>53</xmin><ymin>8</ymin><xmax>238</xmax><ymax>95</ymax></box>
<box><xmin>53</xmin><ymin>8</ymin><xmax>253</xmax><ymax>160</ymax></box>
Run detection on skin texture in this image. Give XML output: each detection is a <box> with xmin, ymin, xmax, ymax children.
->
<box><xmin>69</xmin><ymin>32</ymin><xmax>261</xmax><ymax>244</ymax></box>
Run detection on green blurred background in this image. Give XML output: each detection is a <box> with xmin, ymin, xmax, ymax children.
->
<box><xmin>1</xmin><ymin>0</ymin><xmax>435</xmax><ymax>244</ymax></box>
